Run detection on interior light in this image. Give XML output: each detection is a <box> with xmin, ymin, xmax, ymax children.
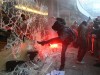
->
<box><xmin>15</xmin><ymin>5</ymin><xmax>48</xmax><ymax>16</ymax></box>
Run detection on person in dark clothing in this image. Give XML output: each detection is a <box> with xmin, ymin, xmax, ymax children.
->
<box><xmin>77</xmin><ymin>21</ymin><xmax>88</xmax><ymax>63</ymax></box>
<box><xmin>37</xmin><ymin>18</ymin><xmax>76</xmax><ymax>70</ymax></box>
<box><xmin>92</xmin><ymin>28</ymin><xmax>100</xmax><ymax>53</ymax></box>
<box><xmin>87</xmin><ymin>22</ymin><xmax>93</xmax><ymax>52</ymax></box>
<box><xmin>92</xmin><ymin>22</ymin><xmax>100</xmax><ymax>67</ymax></box>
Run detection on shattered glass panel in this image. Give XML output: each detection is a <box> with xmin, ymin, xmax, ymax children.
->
<box><xmin>0</xmin><ymin>0</ymin><xmax>48</xmax><ymax>59</ymax></box>
<box><xmin>0</xmin><ymin>0</ymin><xmax>62</xmax><ymax>75</ymax></box>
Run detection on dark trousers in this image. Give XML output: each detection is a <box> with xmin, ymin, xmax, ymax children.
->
<box><xmin>87</xmin><ymin>36</ymin><xmax>92</xmax><ymax>51</ymax></box>
<box><xmin>60</xmin><ymin>41</ymin><xmax>71</xmax><ymax>69</ymax></box>
<box><xmin>77</xmin><ymin>38</ymin><xmax>87</xmax><ymax>62</ymax></box>
<box><xmin>43</xmin><ymin>37</ymin><xmax>71</xmax><ymax>69</ymax></box>
<box><xmin>94</xmin><ymin>39</ymin><xmax>100</xmax><ymax>57</ymax></box>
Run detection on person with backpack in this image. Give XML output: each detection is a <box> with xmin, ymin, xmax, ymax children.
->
<box><xmin>37</xmin><ymin>18</ymin><xmax>76</xmax><ymax>70</ymax></box>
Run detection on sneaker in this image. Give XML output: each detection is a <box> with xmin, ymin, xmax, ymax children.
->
<box><xmin>76</xmin><ymin>61</ymin><xmax>85</xmax><ymax>64</ymax></box>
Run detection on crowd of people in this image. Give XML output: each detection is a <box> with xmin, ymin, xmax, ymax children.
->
<box><xmin>37</xmin><ymin>17</ymin><xmax>100</xmax><ymax>70</ymax></box>
<box><xmin>71</xmin><ymin>17</ymin><xmax>100</xmax><ymax>67</ymax></box>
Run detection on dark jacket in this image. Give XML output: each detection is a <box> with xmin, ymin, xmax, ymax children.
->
<box><xmin>78</xmin><ymin>21</ymin><xmax>88</xmax><ymax>41</ymax></box>
<box><xmin>52</xmin><ymin>18</ymin><xmax>76</xmax><ymax>42</ymax></box>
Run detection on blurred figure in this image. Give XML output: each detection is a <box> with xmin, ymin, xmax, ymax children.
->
<box><xmin>92</xmin><ymin>17</ymin><xmax>100</xmax><ymax>67</ymax></box>
<box><xmin>71</xmin><ymin>21</ymin><xmax>79</xmax><ymax>48</ymax></box>
<box><xmin>77</xmin><ymin>21</ymin><xmax>88</xmax><ymax>63</ymax></box>
<box><xmin>87</xmin><ymin>22</ymin><xmax>93</xmax><ymax>52</ymax></box>
<box><xmin>71</xmin><ymin>21</ymin><xmax>78</xmax><ymax>29</ymax></box>
<box><xmin>93</xmin><ymin>17</ymin><xmax>100</xmax><ymax>29</ymax></box>
<box><xmin>37</xmin><ymin>18</ymin><xmax>76</xmax><ymax>70</ymax></box>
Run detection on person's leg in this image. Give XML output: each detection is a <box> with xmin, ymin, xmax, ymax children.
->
<box><xmin>93</xmin><ymin>39</ymin><xmax>100</xmax><ymax>67</ymax></box>
<box><xmin>77</xmin><ymin>40</ymin><xmax>87</xmax><ymax>62</ymax></box>
<box><xmin>94</xmin><ymin>39</ymin><xmax>99</xmax><ymax>57</ymax></box>
<box><xmin>77</xmin><ymin>48</ymin><xmax>87</xmax><ymax>62</ymax></box>
<box><xmin>77</xmin><ymin>47</ymin><xmax>81</xmax><ymax>61</ymax></box>
<box><xmin>59</xmin><ymin>42</ymin><xmax>70</xmax><ymax>70</ymax></box>
<box><xmin>94</xmin><ymin>40</ymin><xmax>100</xmax><ymax>61</ymax></box>
<box><xmin>77</xmin><ymin>39</ymin><xmax>82</xmax><ymax>62</ymax></box>
<box><xmin>37</xmin><ymin>37</ymin><xmax>62</xmax><ymax>45</ymax></box>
